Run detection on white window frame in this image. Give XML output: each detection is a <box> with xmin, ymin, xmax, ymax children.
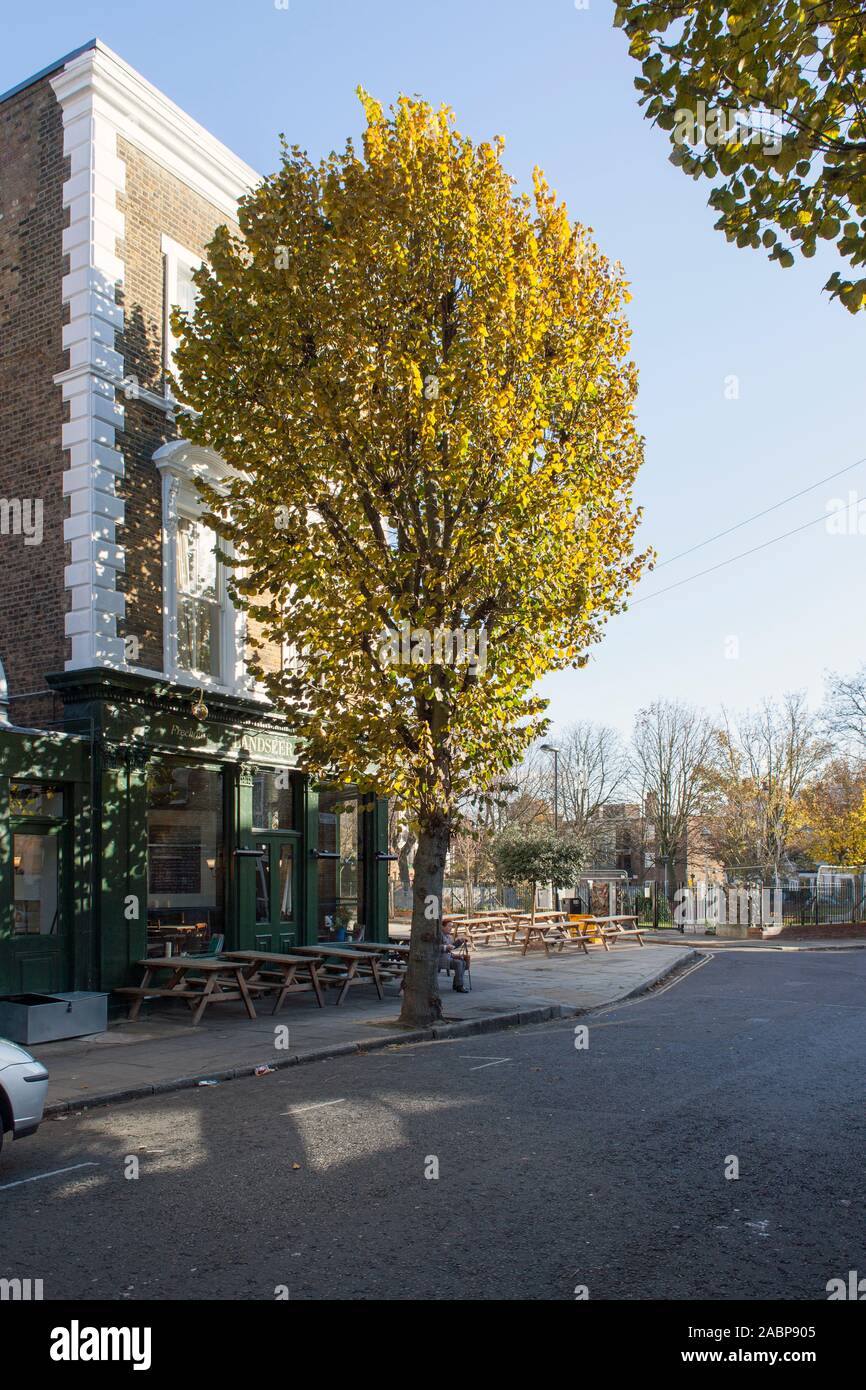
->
<box><xmin>155</xmin><ymin>442</ymin><xmax>250</xmax><ymax>696</ymax></box>
<box><xmin>162</xmin><ymin>234</ymin><xmax>202</xmax><ymax>400</ymax></box>
<box><xmin>174</xmin><ymin>499</ymin><xmax>226</xmax><ymax>684</ymax></box>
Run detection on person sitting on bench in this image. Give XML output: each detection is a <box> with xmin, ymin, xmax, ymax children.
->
<box><xmin>439</xmin><ymin>926</ymin><xmax>469</xmax><ymax>992</ymax></box>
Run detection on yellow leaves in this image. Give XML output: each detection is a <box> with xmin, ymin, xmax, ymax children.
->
<box><xmin>175</xmin><ymin>87</ymin><xmax>647</xmax><ymax>814</ymax></box>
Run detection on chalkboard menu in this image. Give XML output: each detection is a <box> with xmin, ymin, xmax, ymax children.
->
<box><xmin>148</xmin><ymin>825</ymin><xmax>201</xmax><ymax>895</ymax></box>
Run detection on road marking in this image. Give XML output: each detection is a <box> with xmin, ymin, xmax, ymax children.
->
<box><xmin>284</xmin><ymin>1099</ymin><xmax>346</xmax><ymax>1115</ymax></box>
<box><xmin>459</xmin><ymin>1055</ymin><xmax>511</xmax><ymax>1071</ymax></box>
<box><xmin>0</xmin><ymin>1161</ymin><xmax>99</xmax><ymax>1192</ymax></box>
<box><xmin>595</xmin><ymin>950</ymin><xmax>714</xmax><ymax>1018</ymax></box>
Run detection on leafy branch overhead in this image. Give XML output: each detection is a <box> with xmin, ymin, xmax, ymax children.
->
<box><xmin>614</xmin><ymin>1</ymin><xmax>866</xmax><ymax>311</ymax></box>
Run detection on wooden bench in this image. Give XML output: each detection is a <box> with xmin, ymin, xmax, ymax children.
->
<box><xmin>115</xmin><ymin>958</ymin><xmax>258</xmax><ymax>1026</ymax></box>
<box><xmin>350</xmin><ymin>941</ymin><xmax>410</xmax><ymax>986</ymax></box>
<box><xmin>291</xmin><ymin>944</ymin><xmax>387</xmax><ymax>1005</ymax></box>
<box><xmin>511</xmin><ymin>911</ymin><xmax>594</xmax><ymax>957</ymax></box>
<box><xmin>574</xmin><ymin>916</ymin><xmax>645</xmax><ymax>950</ymax></box>
<box><xmin>512</xmin><ymin>915</ymin><xmax>559</xmax><ymax>956</ymax></box>
<box><xmin>219</xmin><ymin>950</ymin><xmax>326</xmax><ymax>1013</ymax></box>
<box><xmin>450</xmin><ymin>915</ymin><xmax>516</xmax><ymax>947</ymax></box>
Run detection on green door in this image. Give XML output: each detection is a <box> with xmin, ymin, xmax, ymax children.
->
<box><xmin>9</xmin><ymin>819</ymin><xmax>71</xmax><ymax>993</ymax></box>
<box><xmin>247</xmin><ymin>833</ymin><xmax>301</xmax><ymax>952</ymax></box>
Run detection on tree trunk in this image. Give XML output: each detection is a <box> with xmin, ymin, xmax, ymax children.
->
<box><xmin>399</xmin><ymin>813</ymin><xmax>451</xmax><ymax>1028</ymax></box>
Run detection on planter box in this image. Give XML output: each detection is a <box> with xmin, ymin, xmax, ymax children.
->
<box><xmin>0</xmin><ymin>991</ymin><xmax>109</xmax><ymax>1045</ymax></box>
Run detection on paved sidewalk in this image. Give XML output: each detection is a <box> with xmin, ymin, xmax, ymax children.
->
<box><xmin>31</xmin><ymin>942</ymin><xmax>693</xmax><ymax>1115</ymax></box>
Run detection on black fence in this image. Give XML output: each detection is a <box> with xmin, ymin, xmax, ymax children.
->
<box><xmin>392</xmin><ymin>876</ymin><xmax>866</xmax><ymax>929</ymax></box>
<box><xmin>596</xmin><ymin>880</ymin><xmax>866</xmax><ymax>930</ymax></box>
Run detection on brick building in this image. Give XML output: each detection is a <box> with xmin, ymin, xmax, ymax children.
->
<box><xmin>0</xmin><ymin>40</ymin><xmax>387</xmax><ymax>997</ymax></box>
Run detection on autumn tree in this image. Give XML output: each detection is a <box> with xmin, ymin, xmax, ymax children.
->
<box><xmin>797</xmin><ymin>757</ymin><xmax>866</xmax><ymax>866</ymax></box>
<box><xmin>614</xmin><ymin>1</ymin><xmax>866</xmax><ymax>311</ymax></box>
<box><xmin>174</xmin><ymin>91</ymin><xmax>647</xmax><ymax>1026</ymax></box>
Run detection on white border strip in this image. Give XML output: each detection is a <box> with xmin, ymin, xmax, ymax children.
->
<box><xmin>49</xmin><ymin>43</ymin><xmax>259</xmax><ymax>672</ymax></box>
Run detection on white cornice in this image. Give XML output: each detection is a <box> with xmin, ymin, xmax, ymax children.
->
<box><xmin>50</xmin><ymin>40</ymin><xmax>260</xmax><ymax>220</ymax></box>
<box><xmin>154</xmin><ymin>438</ymin><xmax>236</xmax><ymax>487</ymax></box>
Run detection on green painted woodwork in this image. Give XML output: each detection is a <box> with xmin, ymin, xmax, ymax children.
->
<box><xmin>0</xmin><ymin>668</ymin><xmax>387</xmax><ymax>997</ymax></box>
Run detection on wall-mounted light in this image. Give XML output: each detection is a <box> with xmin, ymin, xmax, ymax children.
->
<box><xmin>13</xmin><ymin>854</ymin><xmax>22</xmax><ymax>872</ymax></box>
<box><xmin>191</xmin><ymin>688</ymin><xmax>208</xmax><ymax>720</ymax></box>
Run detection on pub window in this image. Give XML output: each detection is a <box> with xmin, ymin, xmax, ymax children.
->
<box><xmin>13</xmin><ymin>835</ymin><xmax>60</xmax><ymax>936</ymax></box>
<box><xmin>9</xmin><ymin>782</ymin><xmax>64</xmax><ymax>819</ymax></box>
<box><xmin>317</xmin><ymin>787</ymin><xmax>364</xmax><ymax>942</ymax></box>
<box><xmin>162</xmin><ymin>234</ymin><xmax>201</xmax><ymax>395</ymax></box>
<box><xmin>156</xmin><ymin>441</ymin><xmax>249</xmax><ymax>695</ymax></box>
<box><xmin>252</xmin><ymin>771</ymin><xmax>296</xmax><ymax>831</ymax></box>
<box><xmin>146</xmin><ymin>763</ymin><xmax>224</xmax><ymax>957</ymax></box>
<box><xmin>176</xmin><ymin>511</ymin><xmax>224</xmax><ymax>680</ymax></box>
<box><xmin>9</xmin><ymin>782</ymin><xmax>66</xmax><ymax>938</ymax></box>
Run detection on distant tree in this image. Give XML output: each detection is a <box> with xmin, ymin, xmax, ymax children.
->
<box><xmin>554</xmin><ymin>721</ymin><xmax>629</xmax><ymax>852</ymax></box>
<box><xmin>714</xmin><ymin>693</ymin><xmax>829</xmax><ymax>882</ymax></box>
<box><xmin>482</xmin><ymin>724</ymin><xmax>628</xmax><ymax>845</ymax></box>
<box><xmin>490</xmin><ymin>826</ymin><xmax>585</xmax><ymax>926</ymax></box>
<box><xmin>448</xmin><ymin>823</ymin><xmax>494</xmax><ymax>915</ymax></box>
<box><xmin>614</xmin><ymin>1</ymin><xmax>866</xmax><ymax>311</ymax></box>
<box><xmin>480</xmin><ymin>749</ymin><xmax>555</xmax><ymax>833</ymax></box>
<box><xmin>387</xmin><ymin>799</ymin><xmax>416</xmax><ymax>894</ymax></box>
<box><xmin>631</xmin><ymin>699</ymin><xmax>715</xmax><ymax>895</ymax></box>
<box><xmin>824</xmin><ymin>665</ymin><xmax>866</xmax><ymax>754</ymax></box>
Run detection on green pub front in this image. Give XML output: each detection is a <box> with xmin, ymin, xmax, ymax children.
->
<box><xmin>0</xmin><ymin>671</ymin><xmax>389</xmax><ymax>999</ymax></box>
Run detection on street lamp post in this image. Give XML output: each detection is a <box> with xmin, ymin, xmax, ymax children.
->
<box><xmin>658</xmin><ymin>853</ymin><xmax>671</xmax><ymax>929</ymax></box>
<box><xmin>540</xmin><ymin>743</ymin><xmax>559</xmax><ymax>831</ymax></box>
<box><xmin>541</xmin><ymin>743</ymin><xmax>560</xmax><ymax>912</ymax></box>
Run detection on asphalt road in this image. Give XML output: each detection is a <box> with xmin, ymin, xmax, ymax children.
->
<box><xmin>2</xmin><ymin>948</ymin><xmax>865</xmax><ymax>1301</ymax></box>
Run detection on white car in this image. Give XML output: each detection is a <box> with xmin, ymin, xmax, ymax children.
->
<box><xmin>0</xmin><ymin>1038</ymin><xmax>49</xmax><ymax>1158</ymax></box>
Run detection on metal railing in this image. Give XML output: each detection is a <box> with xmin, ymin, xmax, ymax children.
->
<box><xmin>608</xmin><ymin>881</ymin><xmax>866</xmax><ymax>930</ymax></box>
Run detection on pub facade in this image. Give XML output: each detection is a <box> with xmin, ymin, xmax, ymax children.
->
<box><xmin>0</xmin><ymin>41</ymin><xmax>388</xmax><ymax>997</ymax></box>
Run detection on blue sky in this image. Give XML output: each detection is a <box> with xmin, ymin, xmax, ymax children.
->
<box><xmin>5</xmin><ymin>0</ymin><xmax>865</xmax><ymax>738</ymax></box>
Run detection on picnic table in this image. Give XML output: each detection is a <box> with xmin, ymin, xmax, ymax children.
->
<box><xmin>579</xmin><ymin>915</ymin><xmax>645</xmax><ymax>949</ymax></box>
<box><xmin>291</xmin><ymin>944</ymin><xmax>387</xmax><ymax>1005</ymax></box>
<box><xmin>510</xmin><ymin>911</ymin><xmax>573</xmax><ymax>955</ymax></box>
<box><xmin>220</xmin><ymin>950</ymin><xmax>325</xmax><ymax>1013</ymax></box>
<box><xmin>513</xmin><ymin>914</ymin><xmax>558</xmax><ymax>956</ymax></box>
<box><xmin>350</xmin><ymin>941</ymin><xmax>410</xmax><ymax>955</ymax></box>
<box><xmin>444</xmin><ymin>915</ymin><xmax>516</xmax><ymax>946</ymax></box>
<box><xmin>115</xmin><ymin>957</ymin><xmax>258</xmax><ymax>1026</ymax></box>
<box><xmin>522</xmin><ymin>914</ymin><xmax>645</xmax><ymax>953</ymax></box>
<box><xmin>350</xmin><ymin>940</ymin><xmax>410</xmax><ymax>987</ymax></box>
